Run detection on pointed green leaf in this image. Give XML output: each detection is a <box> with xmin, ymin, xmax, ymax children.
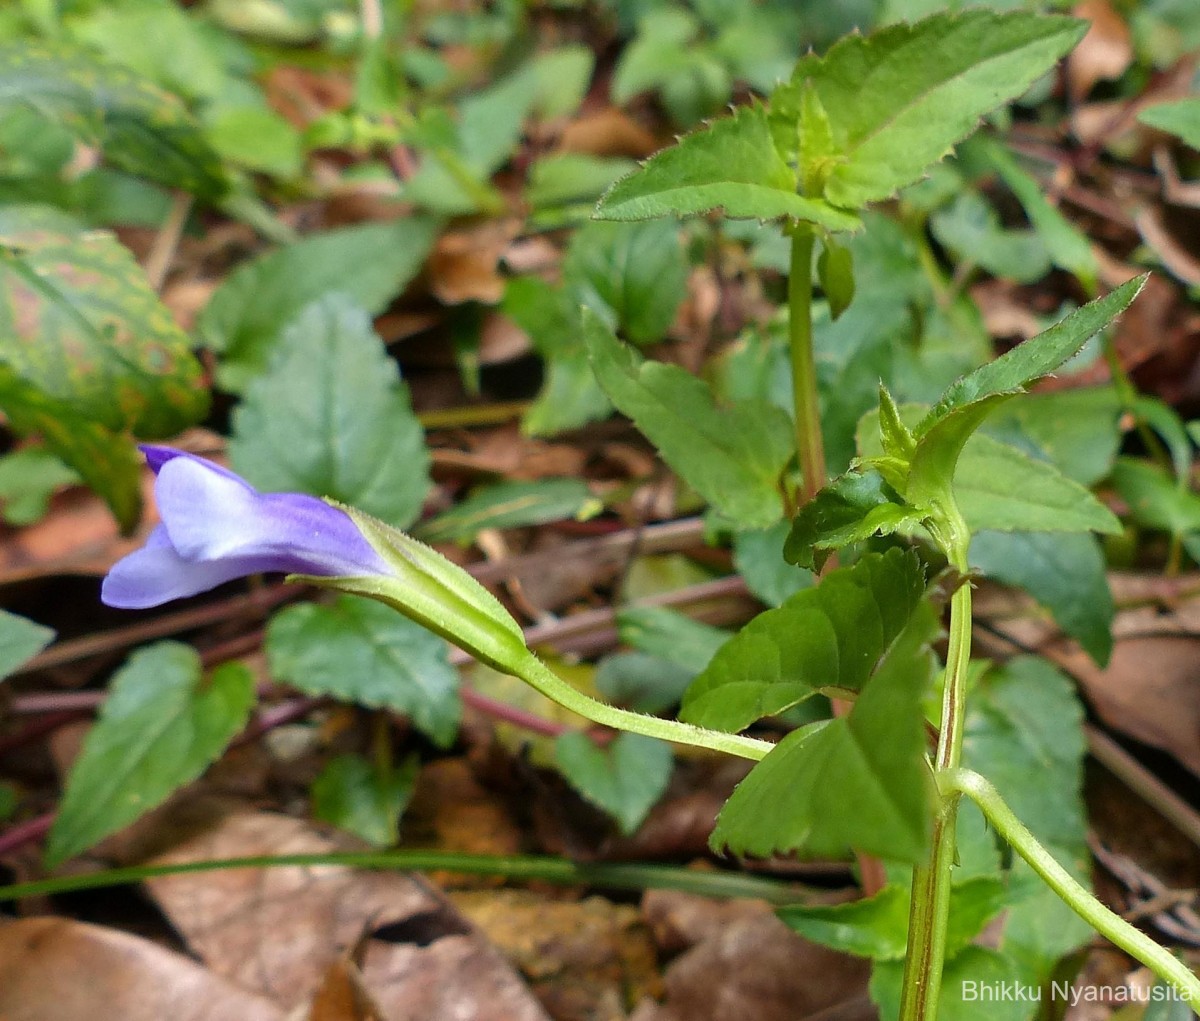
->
<box><xmin>1138</xmin><ymin>98</ymin><xmax>1200</xmax><ymax>151</ymax></box>
<box><xmin>595</xmin><ymin>105</ymin><xmax>860</xmax><ymax>230</ymax></box>
<box><xmin>1112</xmin><ymin>456</ymin><xmax>1200</xmax><ymax>538</ymax></box>
<box><xmin>0</xmin><ymin>447</ymin><xmax>80</xmax><ymax>526</ymax></box>
<box><xmin>584</xmin><ymin>310</ymin><xmax>793</xmax><ymax>528</ymax></box>
<box><xmin>774</xmin><ymin>12</ymin><xmax>1086</xmax><ymax>208</ymax></box>
<box><xmin>682</xmin><ymin>548</ymin><xmax>926</xmax><ymax>733</ymax></box>
<box><xmin>46</xmin><ymin>643</ymin><xmax>255</xmax><ymax>866</ymax></box>
<box><xmin>555</xmin><ymin>732</ymin><xmax>673</xmax><ymax>835</ymax></box>
<box><xmin>419</xmin><ymin>479</ymin><xmax>600</xmax><ymax>545</ymax></box>
<box><xmin>784</xmin><ymin>470</ymin><xmax>923</xmax><ymax>571</ymax></box>
<box><xmin>0</xmin><ymin>610</ymin><xmax>54</xmax><ymax>682</ymax></box>
<box><xmin>266</xmin><ymin>595</ymin><xmax>460</xmax><ymax>747</ymax></box>
<box><xmin>229</xmin><ymin>294</ymin><xmax>430</xmax><ymax>529</ymax></box>
<box><xmin>197</xmin><ymin>218</ymin><xmax>439</xmax><ymax>392</ymax></box>
<box><xmin>710</xmin><ymin>599</ymin><xmax>938</xmax><ymax>863</ymax></box>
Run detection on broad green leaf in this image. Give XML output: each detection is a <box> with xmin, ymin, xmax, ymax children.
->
<box><xmin>870</xmin><ymin>947</ymin><xmax>1031</xmax><ymax>1021</ymax></box>
<box><xmin>710</xmin><ymin>599</ymin><xmax>938</xmax><ymax>863</ymax></box>
<box><xmin>266</xmin><ymin>595</ymin><xmax>460</xmax><ymax>747</ymax></box>
<box><xmin>682</xmin><ymin>548</ymin><xmax>926</xmax><ymax>733</ymax></box>
<box><xmin>0</xmin><ymin>610</ymin><xmax>54</xmax><ymax>681</ymax></box>
<box><xmin>229</xmin><ymin>295</ymin><xmax>430</xmax><ymax>529</ymax></box>
<box><xmin>1143</xmin><ymin>980</ymin><xmax>1197</xmax><ymax>1021</ymax></box>
<box><xmin>205</xmin><ymin>106</ymin><xmax>303</xmax><ymax>178</ymax></box>
<box><xmin>197</xmin><ymin>218</ymin><xmax>439</xmax><ymax>391</ymax></box>
<box><xmin>527</xmin><ymin>154</ymin><xmax>637</xmax><ymax>211</ymax></box>
<box><xmin>954</xmin><ymin>435</ymin><xmax>1121</xmax><ymax>535</ymax></box>
<box><xmin>595</xmin><ymin>653</ymin><xmax>695</xmax><ymax>715</ymax></box>
<box><xmin>930</xmin><ymin>191</ymin><xmax>1050</xmax><ymax>283</ymax></box>
<box><xmin>774</xmin><ymin>12</ymin><xmax>1086</xmax><ymax>208</ymax></box>
<box><xmin>920</xmin><ymin>277</ymin><xmax>1144</xmax><ymax>433</ymax></box>
<box><xmin>971</xmin><ymin>531</ymin><xmax>1114</xmax><ymax>666</ymax></box>
<box><xmin>963</xmin><ymin>658</ymin><xmax>1091</xmax><ymax>982</ymax></box>
<box><xmin>595</xmin><ymin>104</ymin><xmax>861</xmax><ymax>230</ymax></box>
<box><xmin>0</xmin><ymin>40</ymin><xmax>225</xmax><ymax>197</ymax></box>
<box><xmin>584</xmin><ymin>310</ymin><xmax>794</xmax><ymax>528</ymax></box>
<box><xmin>530</xmin><ymin>46</ymin><xmax>594</xmax><ymax>119</ymax></box>
<box><xmin>779</xmin><ymin>876</ymin><xmax>1008</xmax><ymax>961</ymax></box>
<box><xmin>564</xmin><ymin>220</ymin><xmax>688</xmax><ymax>344</ymax></box>
<box><xmin>0</xmin><ymin>446</ymin><xmax>79</xmax><ymax>526</ymax></box>
<box><xmin>1139</xmin><ymin>98</ymin><xmax>1200</xmax><ymax>150</ymax></box>
<box><xmin>0</xmin><ymin>365</ymin><xmax>143</xmax><ymax>530</ymax></box>
<box><xmin>1111</xmin><ymin>456</ymin><xmax>1200</xmax><ymax>540</ymax></box>
<box><xmin>46</xmin><ymin>643</ymin><xmax>255</xmax><ymax>866</ymax></box>
<box><xmin>784</xmin><ymin>470</ymin><xmax>923</xmax><ymax>571</ymax></box>
<box><xmin>733</xmin><ymin>522</ymin><xmax>814</xmax><ymax>607</ymax></box>
<box><xmin>617</xmin><ymin>605</ymin><xmax>729</xmax><ymax>674</ymax></box>
<box><xmin>419</xmin><ymin>479</ymin><xmax>601</xmax><ymax>544</ymax></box>
<box><xmin>0</xmin><ymin>229</ymin><xmax>210</xmax><ymax>436</ymax></box>
<box><xmin>312</xmin><ymin>753</ymin><xmax>418</xmax><ymax>848</ymax></box>
<box><xmin>554</xmin><ymin>731</ymin><xmax>673</xmax><ymax>835</ymax></box>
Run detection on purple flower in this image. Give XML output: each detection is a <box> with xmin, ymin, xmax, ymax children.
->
<box><xmin>101</xmin><ymin>446</ymin><xmax>392</xmax><ymax>609</ymax></box>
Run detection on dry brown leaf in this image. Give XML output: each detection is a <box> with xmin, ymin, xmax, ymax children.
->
<box><xmin>143</xmin><ymin>811</ymin><xmax>548</xmax><ymax>1020</ymax></box>
<box><xmin>0</xmin><ymin>917</ymin><xmax>283</xmax><ymax>1021</ymax></box>
<box><xmin>1069</xmin><ymin>1</ymin><xmax>1133</xmax><ymax>100</ymax></box>
<box><xmin>559</xmin><ymin>109</ymin><xmax>659</xmax><ymax>158</ymax></box>
<box><xmin>428</xmin><ymin>221</ymin><xmax>521</xmax><ymax>306</ymax></box>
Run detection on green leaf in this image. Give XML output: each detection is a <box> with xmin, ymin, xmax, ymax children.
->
<box><xmin>266</xmin><ymin>595</ymin><xmax>460</xmax><ymax>747</ymax></box>
<box><xmin>710</xmin><ymin>598</ymin><xmax>938</xmax><ymax>863</ymax></box>
<box><xmin>779</xmin><ymin>876</ymin><xmax>1009</xmax><ymax>961</ymax></box>
<box><xmin>0</xmin><ymin>610</ymin><xmax>54</xmax><ymax>682</ymax></box>
<box><xmin>1139</xmin><ymin>98</ymin><xmax>1200</xmax><ymax>150</ymax></box>
<box><xmin>954</xmin><ymin>435</ymin><xmax>1121</xmax><ymax>535</ymax></box>
<box><xmin>205</xmin><ymin>106</ymin><xmax>303</xmax><ymax>178</ymax></box>
<box><xmin>0</xmin><ymin>40</ymin><xmax>225</xmax><ymax>197</ymax></box>
<box><xmin>871</xmin><ymin>947</ymin><xmax>1031</xmax><ymax>1021</ymax></box>
<box><xmin>785</xmin><ymin>470</ymin><xmax>924</xmax><ymax>571</ymax></box>
<box><xmin>733</xmin><ymin>521</ymin><xmax>814</xmax><ymax>607</ymax></box>
<box><xmin>564</xmin><ymin>220</ymin><xmax>688</xmax><ymax>344</ymax></box>
<box><xmin>530</xmin><ymin>46</ymin><xmax>594</xmax><ymax>119</ymax></box>
<box><xmin>617</xmin><ymin>605</ymin><xmax>729</xmax><ymax>674</ymax></box>
<box><xmin>0</xmin><ymin>446</ymin><xmax>80</xmax><ymax>526</ymax></box>
<box><xmin>930</xmin><ymin>191</ymin><xmax>1050</xmax><ymax>283</ymax></box>
<box><xmin>971</xmin><ymin>531</ymin><xmax>1114</xmax><ymax>666</ymax></box>
<box><xmin>595</xmin><ymin>653</ymin><xmax>695</xmax><ymax>716</ymax></box>
<box><xmin>554</xmin><ymin>732</ymin><xmax>673</xmax><ymax>835</ymax></box>
<box><xmin>775</xmin><ymin>12</ymin><xmax>1086</xmax><ymax>208</ymax></box>
<box><xmin>1112</xmin><ymin>456</ymin><xmax>1200</xmax><ymax>539</ymax></box>
<box><xmin>595</xmin><ymin>104</ymin><xmax>861</xmax><ymax>230</ymax></box>
<box><xmin>920</xmin><ymin>277</ymin><xmax>1144</xmax><ymax>433</ymax></box>
<box><xmin>0</xmin><ymin>229</ymin><xmax>210</xmax><ymax>436</ymax></box>
<box><xmin>817</xmin><ymin>237</ymin><xmax>855</xmax><ymax>319</ymax></box>
<box><xmin>584</xmin><ymin>310</ymin><xmax>794</xmax><ymax>528</ymax></box>
<box><xmin>312</xmin><ymin>753</ymin><xmax>418</xmax><ymax>848</ymax></box>
<box><xmin>197</xmin><ymin>218</ymin><xmax>439</xmax><ymax>392</ymax></box>
<box><xmin>682</xmin><ymin>548</ymin><xmax>927</xmax><ymax>733</ymax></box>
<box><xmin>527</xmin><ymin>154</ymin><xmax>637</xmax><ymax>211</ymax></box>
<box><xmin>228</xmin><ymin>295</ymin><xmax>430</xmax><ymax>529</ymax></box>
<box><xmin>419</xmin><ymin>479</ymin><xmax>600</xmax><ymax>544</ymax></box>
<box><xmin>46</xmin><ymin>643</ymin><xmax>255</xmax><ymax>866</ymax></box>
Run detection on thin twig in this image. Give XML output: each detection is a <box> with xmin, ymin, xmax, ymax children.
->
<box><xmin>143</xmin><ymin>192</ymin><xmax>193</xmax><ymax>291</ymax></box>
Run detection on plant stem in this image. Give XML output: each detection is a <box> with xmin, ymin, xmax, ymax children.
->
<box><xmin>945</xmin><ymin>768</ymin><xmax>1200</xmax><ymax>1006</ymax></box>
<box><xmin>513</xmin><ymin>651</ymin><xmax>773</xmax><ymax>762</ymax></box>
<box><xmin>899</xmin><ymin>532</ymin><xmax>973</xmax><ymax>1021</ymax></box>
<box><xmin>788</xmin><ymin>227</ymin><xmax>826</xmax><ymax>505</ymax></box>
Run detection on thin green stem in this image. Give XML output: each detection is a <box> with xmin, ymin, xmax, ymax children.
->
<box><xmin>788</xmin><ymin>228</ymin><xmax>826</xmax><ymax>505</ymax></box>
<box><xmin>945</xmin><ymin>768</ymin><xmax>1200</xmax><ymax>1006</ymax></box>
<box><xmin>0</xmin><ymin>850</ymin><xmax>804</xmax><ymax>905</ymax></box>
<box><xmin>513</xmin><ymin>651</ymin><xmax>773</xmax><ymax>762</ymax></box>
<box><xmin>899</xmin><ymin>530</ymin><xmax>972</xmax><ymax>1021</ymax></box>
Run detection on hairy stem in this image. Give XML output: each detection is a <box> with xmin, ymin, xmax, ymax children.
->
<box><xmin>945</xmin><ymin>768</ymin><xmax>1200</xmax><ymax>1005</ymax></box>
<box><xmin>788</xmin><ymin>228</ymin><xmax>826</xmax><ymax>505</ymax></box>
<box><xmin>513</xmin><ymin>651</ymin><xmax>773</xmax><ymax>762</ymax></box>
<box><xmin>899</xmin><ymin>530</ymin><xmax>972</xmax><ymax>1021</ymax></box>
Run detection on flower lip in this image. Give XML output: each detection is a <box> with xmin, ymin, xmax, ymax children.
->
<box><xmin>101</xmin><ymin>447</ymin><xmax>392</xmax><ymax>609</ymax></box>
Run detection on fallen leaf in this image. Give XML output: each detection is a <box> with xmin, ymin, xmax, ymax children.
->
<box><xmin>559</xmin><ymin>109</ymin><xmax>659</xmax><ymax>159</ymax></box>
<box><xmin>1069</xmin><ymin>1</ymin><xmax>1133</xmax><ymax>100</ymax></box>
<box><xmin>0</xmin><ymin>917</ymin><xmax>283</xmax><ymax>1021</ymax></box>
<box><xmin>428</xmin><ymin>221</ymin><xmax>521</xmax><ymax>306</ymax></box>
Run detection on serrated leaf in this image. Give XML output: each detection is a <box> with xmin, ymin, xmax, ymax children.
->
<box><xmin>595</xmin><ymin>104</ymin><xmax>860</xmax><ymax>230</ymax></box>
<box><xmin>584</xmin><ymin>310</ymin><xmax>793</xmax><ymax>528</ymax></box>
<box><xmin>682</xmin><ymin>548</ymin><xmax>926</xmax><ymax>733</ymax></box>
<box><xmin>228</xmin><ymin>294</ymin><xmax>430</xmax><ymax>529</ymax></box>
<box><xmin>0</xmin><ymin>229</ymin><xmax>210</xmax><ymax>436</ymax></box>
<box><xmin>197</xmin><ymin>218</ymin><xmax>439</xmax><ymax>392</ymax></box>
<box><xmin>920</xmin><ymin>277</ymin><xmax>1144</xmax><ymax>433</ymax></box>
<box><xmin>0</xmin><ymin>445</ymin><xmax>79</xmax><ymax>526</ymax></box>
<box><xmin>419</xmin><ymin>479</ymin><xmax>600</xmax><ymax>544</ymax></box>
<box><xmin>1139</xmin><ymin>98</ymin><xmax>1200</xmax><ymax>151</ymax></box>
<box><xmin>266</xmin><ymin>595</ymin><xmax>460</xmax><ymax>747</ymax></box>
<box><xmin>0</xmin><ymin>610</ymin><xmax>54</xmax><ymax>681</ymax></box>
<box><xmin>784</xmin><ymin>470</ymin><xmax>923</xmax><ymax>571</ymax></box>
<box><xmin>46</xmin><ymin>643</ymin><xmax>255</xmax><ymax>866</ymax></box>
<box><xmin>555</xmin><ymin>731</ymin><xmax>673</xmax><ymax>835</ymax></box>
<box><xmin>564</xmin><ymin>220</ymin><xmax>688</xmax><ymax>344</ymax></box>
<box><xmin>971</xmin><ymin>531</ymin><xmax>1114</xmax><ymax>666</ymax></box>
<box><xmin>779</xmin><ymin>876</ymin><xmax>1009</xmax><ymax>962</ymax></box>
<box><xmin>312</xmin><ymin>753</ymin><xmax>418</xmax><ymax>848</ymax></box>
<box><xmin>710</xmin><ymin>599</ymin><xmax>938</xmax><ymax>863</ymax></box>
<box><xmin>0</xmin><ymin>40</ymin><xmax>225</xmax><ymax>197</ymax></box>
<box><xmin>774</xmin><ymin>12</ymin><xmax>1086</xmax><ymax>208</ymax></box>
